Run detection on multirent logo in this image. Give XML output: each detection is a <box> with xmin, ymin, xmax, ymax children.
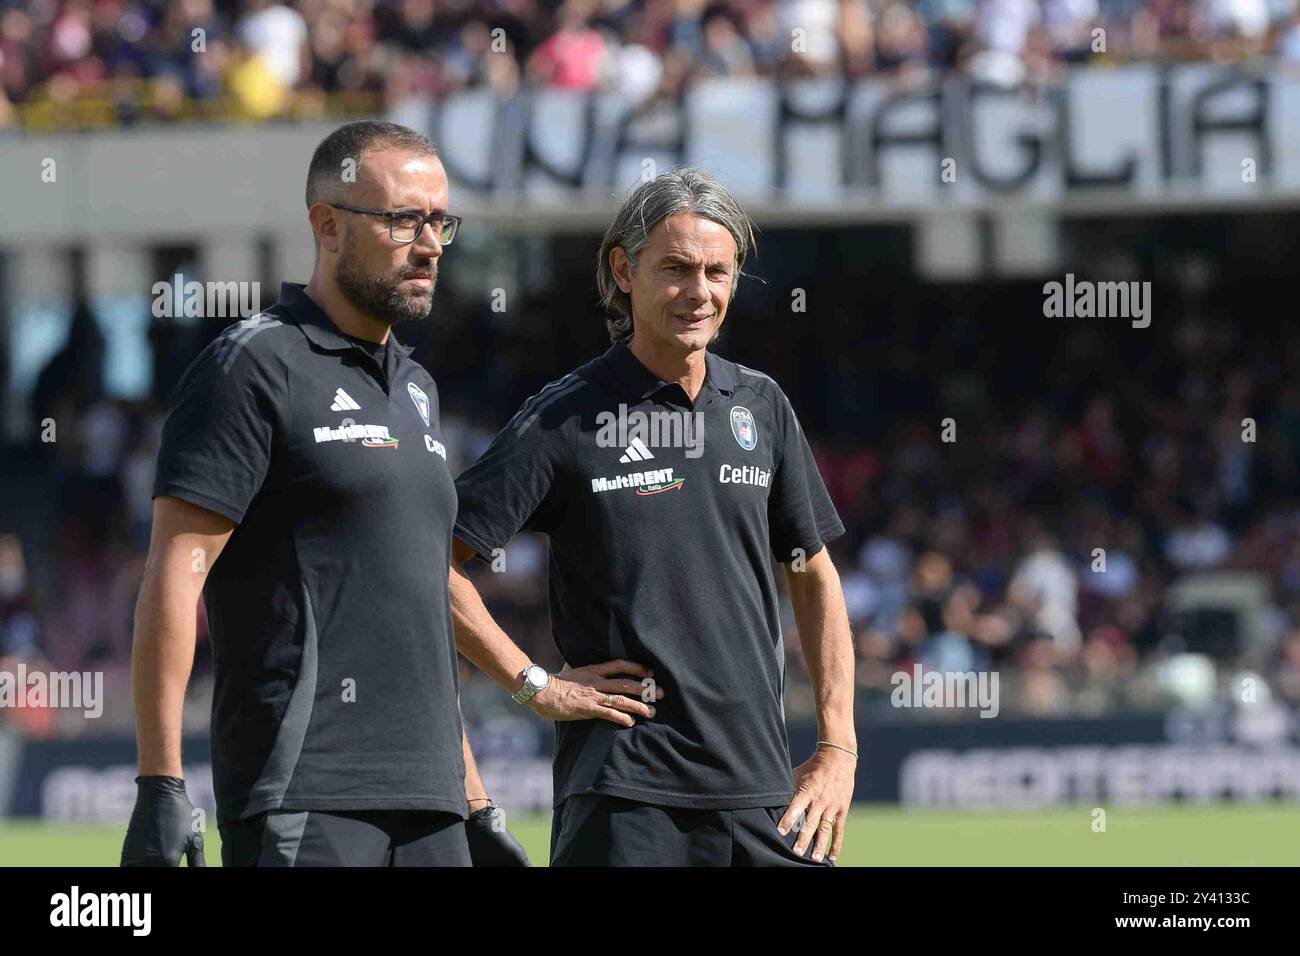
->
<box><xmin>591</xmin><ymin>468</ymin><xmax>677</xmax><ymax>493</ymax></box>
<box><xmin>313</xmin><ymin>423</ymin><xmax>394</xmax><ymax>444</ymax></box>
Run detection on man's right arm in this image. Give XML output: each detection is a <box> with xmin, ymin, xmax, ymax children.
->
<box><xmin>132</xmin><ymin>495</ymin><xmax>234</xmax><ymax>777</ymax></box>
<box><xmin>450</xmin><ymin>387</ymin><xmax>663</xmax><ymax>725</ymax></box>
<box><xmin>121</xmin><ymin>496</ymin><xmax>234</xmax><ymax>867</ymax></box>
<box><xmin>125</xmin><ymin>327</ymin><xmax>279</xmax><ymax>866</ymax></box>
<box><xmin>449</xmin><ymin>537</ymin><xmax>661</xmax><ymax>727</ymax></box>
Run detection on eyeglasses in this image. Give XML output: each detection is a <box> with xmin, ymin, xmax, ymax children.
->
<box><xmin>327</xmin><ymin>203</ymin><xmax>462</xmax><ymax>245</ymax></box>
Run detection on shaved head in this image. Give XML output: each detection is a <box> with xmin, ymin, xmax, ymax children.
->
<box><xmin>305</xmin><ymin>121</ymin><xmax>439</xmax><ymax>209</ymax></box>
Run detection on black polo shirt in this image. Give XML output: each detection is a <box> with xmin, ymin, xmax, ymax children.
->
<box><xmin>453</xmin><ymin>339</ymin><xmax>844</xmax><ymax>810</ymax></box>
<box><xmin>154</xmin><ymin>282</ymin><xmax>464</xmax><ymax>826</ymax></box>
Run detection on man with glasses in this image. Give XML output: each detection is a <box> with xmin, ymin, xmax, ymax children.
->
<box><xmin>121</xmin><ymin>121</ymin><xmax>528</xmax><ymax>866</ymax></box>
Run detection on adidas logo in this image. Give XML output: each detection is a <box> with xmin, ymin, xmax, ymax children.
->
<box><xmin>330</xmin><ymin>388</ymin><xmax>360</xmax><ymax>412</ymax></box>
<box><xmin>619</xmin><ymin>437</ymin><xmax>654</xmax><ymax>463</ymax></box>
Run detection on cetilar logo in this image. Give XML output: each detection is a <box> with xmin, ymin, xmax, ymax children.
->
<box><xmin>50</xmin><ymin>886</ymin><xmax>151</xmax><ymax>936</ymax></box>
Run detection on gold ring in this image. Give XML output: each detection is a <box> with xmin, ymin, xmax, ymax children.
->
<box><xmin>819</xmin><ymin>818</ymin><xmax>835</xmax><ymax>829</ymax></box>
<box><xmin>601</xmin><ymin>693</ymin><xmax>616</xmax><ymax>707</ymax></box>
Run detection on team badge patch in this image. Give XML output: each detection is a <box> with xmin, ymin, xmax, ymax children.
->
<box><xmin>408</xmin><ymin>381</ymin><xmax>430</xmax><ymax>426</ymax></box>
<box><xmin>730</xmin><ymin>406</ymin><xmax>757</xmax><ymax>451</ymax></box>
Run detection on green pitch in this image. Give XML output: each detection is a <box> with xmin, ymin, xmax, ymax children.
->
<box><xmin>2</xmin><ymin>803</ymin><xmax>1295</xmax><ymax>866</ymax></box>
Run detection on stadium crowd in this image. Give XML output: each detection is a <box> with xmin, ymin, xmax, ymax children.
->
<box><xmin>3</xmin><ymin>237</ymin><xmax>1300</xmax><ymax>736</ymax></box>
<box><xmin>3</xmin><ymin>0</ymin><xmax>1300</xmax><ymax>128</ymax></box>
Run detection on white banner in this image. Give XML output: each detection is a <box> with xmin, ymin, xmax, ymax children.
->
<box><xmin>419</xmin><ymin>63</ymin><xmax>1298</xmax><ymax>207</ymax></box>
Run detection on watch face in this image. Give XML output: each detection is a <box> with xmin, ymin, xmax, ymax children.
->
<box><xmin>526</xmin><ymin>666</ymin><xmax>547</xmax><ymax>689</ymax></box>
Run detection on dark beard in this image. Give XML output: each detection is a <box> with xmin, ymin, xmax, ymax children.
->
<box><xmin>336</xmin><ymin>239</ymin><xmax>436</xmax><ymax>325</ymax></box>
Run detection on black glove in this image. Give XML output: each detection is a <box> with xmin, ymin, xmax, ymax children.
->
<box><xmin>120</xmin><ymin>775</ymin><xmax>207</xmax><ymax>867</ymax></box>
<box><xmin>465</xmin><ymin>804</ymin><xmax>530</xmax><ymax>867</ymax></box>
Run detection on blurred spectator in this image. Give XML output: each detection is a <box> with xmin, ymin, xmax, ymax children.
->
<box><xmin>781</xmin><ymin>0</ymin><xmax>841</xmax><ymax>74</ymax></box>
<box><xmin>1203</xmin><ymin>0</ymin><xmax>1271</xmax><ymax>41</ymax></box>
<box><xmin>1017</xmin><ymin>636</ymin><xmax>1070</xmax><ymax>714</ymax></box>
<box><xmin>1008</xmin><ymin>533</ymin><xmax>1082</xmax><ymax>654</ymax></box>
<box><xmin>874</xmin><ymin>1</ymin><xmax>930</xmax><ymax>74</ymax></box>
<box><xmin>975</xmin><ymin>0</ymin><xmax>1040</xmax><ymax>56</ymax></box>
<box><xmin>527</xmin><ymin>0</ymin><xmax>608</xmax><ymax>90</ymax></box>
<box><xmin>235</xmin><ymin>0</ymin><xmax>308</xmax><ymax>90</ymax></box>
<box><xmin>699</xmin><ymin>11</ymin><xmax>754</xmax><ymax>77</ymax></box>
<box><xmin>1274</xmin><ymin>622</ymin><xmax>1300</xmax><ymax>702</ymax></box>
<box><xmin>609</xmin><ymin>10</ymin><xmax>663</xmax><ymax>103</ymax></box>
<box><xmin>1280</xmin><ymin>11</ymin><xmax>1300</xmax><ymax>61</ymax></box>
<box><xmin>1042</xmin><ymin>0</ymin><xmax>1099</xmax><ymax>59</ymax></box>
<box><xmin>0</xmin><ymin>535</ymin><xmax>38</xmax><ymax>659</ymax></box>
<box><xmin>1165</xmin><ymin>505</ymin><xmax>1232</xmax><ymax>570</ymax></box>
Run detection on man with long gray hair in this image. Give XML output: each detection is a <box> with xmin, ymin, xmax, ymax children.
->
<box><xmin>449</xmin><ymin>167</ymin><xmax>857</xmax><ymax>866</ymax></box>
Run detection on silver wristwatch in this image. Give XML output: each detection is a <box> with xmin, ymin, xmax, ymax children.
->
<box><xmin>510</xmin><ymin>664</ymin><xmax>550</xmax><ymax>704</ymax></box>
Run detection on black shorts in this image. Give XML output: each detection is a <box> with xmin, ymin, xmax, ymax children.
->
<box><xmin>549</xmin><ymin>794</ymin><xmax>835</xmax><ymax>867</ymax></box>
<box><xmin>218</xmin><ymin>808</ymin><xmax>471</xmax><ymax>867</ymax></box>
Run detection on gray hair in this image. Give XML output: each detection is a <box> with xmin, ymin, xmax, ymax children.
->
<box><xmin>596</xmin><ymin>167</ymin><xmax>756</xmax><ymax>343</ymax></box>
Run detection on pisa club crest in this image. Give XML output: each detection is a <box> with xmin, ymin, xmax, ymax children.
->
<box><xmin>408</xmin><ymin>381</ymin><xmax>430</xmax><ymax>426</ymax></box>
<box><xmin>730</xmin><ymin>406</ymin><xmax>757</xmax><ymax>451</ymax></box>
